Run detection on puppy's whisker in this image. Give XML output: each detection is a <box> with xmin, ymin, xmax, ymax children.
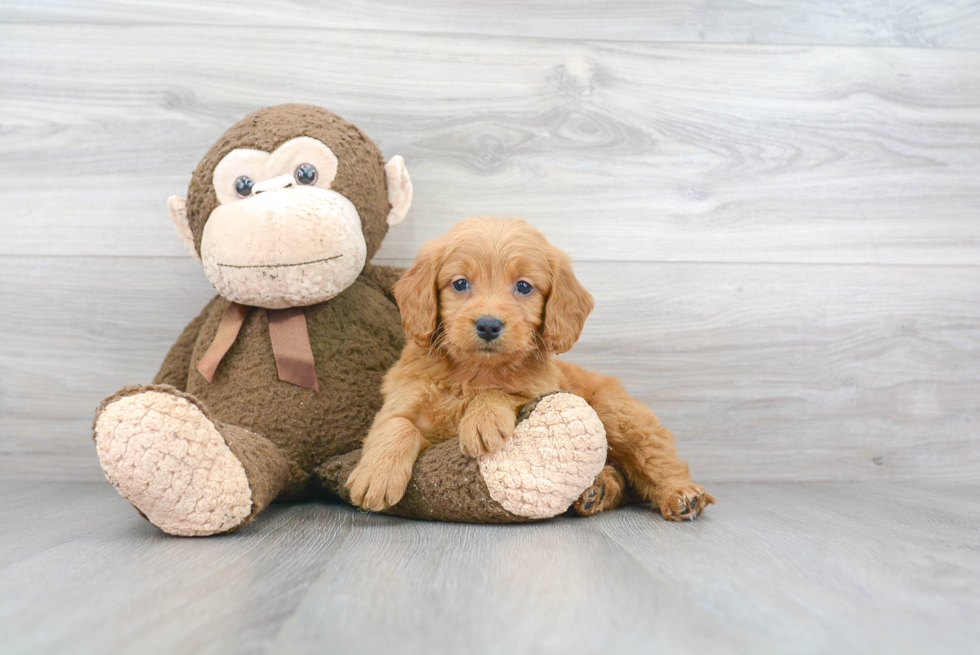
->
<box><xmin>425</xmin><ymin>327</ymin><xmax>451</xmax><ymax>365</ymax></box>
<box><xmin>531</xmin><ymin>331</ymin><xmax>549</xmax><ymax>362</ymax></box>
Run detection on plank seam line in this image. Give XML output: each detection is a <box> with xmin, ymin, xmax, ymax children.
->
<box><xmin>0</xmin><ymin>21</ymin><xmax>979</xmax><ymax>53</ymax></box>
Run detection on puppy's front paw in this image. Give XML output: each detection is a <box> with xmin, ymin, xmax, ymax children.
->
<box><xmin>657</xmin><ymin>482</ymin><xmax>715</xmax><ymax>521</ymax></box>
<box><xmin>345</xmin><ymin>458</ymin><xmax>413</xmax><ymax>512</ymax></box>
<box><xmin>459</xmin><ymin>403</ymin><xmax>516</xmax><ymax>457</ymax></box>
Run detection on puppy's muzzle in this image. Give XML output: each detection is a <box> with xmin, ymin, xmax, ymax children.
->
<box><xmin>474</xmin><ymin>316</ymin><xmax>504</xmax><ymax>342</ymax></box>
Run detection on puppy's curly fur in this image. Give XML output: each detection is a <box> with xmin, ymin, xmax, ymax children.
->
<box><xmin>346</xmin><ymin>217</ymin><xmax>713</xmax><ymax>520</ymax></box>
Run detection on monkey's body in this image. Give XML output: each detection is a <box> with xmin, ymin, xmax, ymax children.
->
<box><xmin>159</xmin><ymin>269</ymin><xmax>404</xmax><ymax>476</ymax></box>
<box><xmin>92</xmin><ymin>104</ymin><xmax>610</xmax><ymax>536</ymax></box>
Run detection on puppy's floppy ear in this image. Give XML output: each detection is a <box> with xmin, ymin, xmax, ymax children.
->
<box><xmin>393</xmin><ymin>237</ymin><xmax>444</xmax><ymax>347</ymax></box>
<box><xmin>542</xmin><ymin>246</ymin><xmax>594</xmax><ymax>354</ymax></box>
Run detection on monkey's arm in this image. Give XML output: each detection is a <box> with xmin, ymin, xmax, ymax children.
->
<box><xmin>153</xmin><ymin>295</ymin><xmax>221</xmax><ymax>391</ymax></box>
<box><xmin>360</xmin><ymin>264</ymin><xmax>407</xmax><ymax>305</ymax></box>
<box><xmin>316</xmin><ymin>392</ymin><xmax>607</xmax><ymax>524</ymax></box>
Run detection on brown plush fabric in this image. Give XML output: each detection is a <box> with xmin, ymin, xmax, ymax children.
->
<box><xmin>185</xmin><ymin>104</ymin><xmax>392</xmax><ymax>261</ymax></box>
<box><xmin>175</xmin><ymin>274</ymin><xmax>404</xmax><ymax>475</ymax></box>
<box><xmin>317</xmin><ymin>439</ymin><xmax>528</xmax><ymax>524</ymax></box>
<box><xmin>218</xmin><ymin>422</ymin><xmax>306</xmax><ymax>523</ymax></box>
<box><xmin>153</xmin><ymin>296</ymin><xmax>221</xmax><ymax>390</ymax></box>
<box><xmin>359</xmin><ymin>263</ymin><xmax>407</xmax><ymax>305</ymax></box>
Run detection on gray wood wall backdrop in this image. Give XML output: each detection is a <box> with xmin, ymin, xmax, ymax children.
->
<box><xmin>1</xmin><ymin>1</ymin><xmax>978</xmax><ymax>483</ymax></box>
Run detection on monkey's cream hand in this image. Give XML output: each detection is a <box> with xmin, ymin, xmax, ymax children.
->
<box><xmin>459</xmin><ymin>391</ymin><xmax>520</xmax><ymax>457</ymax></box>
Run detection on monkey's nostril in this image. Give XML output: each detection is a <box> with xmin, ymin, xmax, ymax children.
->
<box><xmin>474</xmin><ymin>316</ymin><xmax>504</xmax><ymax>342</ymax></box>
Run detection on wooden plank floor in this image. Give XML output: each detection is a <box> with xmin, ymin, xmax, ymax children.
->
<box><xmin>3</xmin><ymin>256</ymin><xmax>978</xmax><ymax>483</ymax></box>
<box><xmin>1</xmin><ymin>18</ymin><xmax>978</xmax><ymax>482</ymax></box>
<box><xmin>5</xmin><ymin>0</ymin><xmax>980</xmax><ymax>48</ymax></box>
<box><xmin>0</xmin><ymin>481</ymin><xmax>977</xmax><ymax>655</ymax></box>
<box><xmin>3</xmin><ymin>25</ymin><xmax>980</xmax><ymax>265</ymax></box>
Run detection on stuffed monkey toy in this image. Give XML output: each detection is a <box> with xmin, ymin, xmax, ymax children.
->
<box><xmin>92</xmin><ymin>104</ymin><xmax>607</xmax><ymax>536</ymax></box>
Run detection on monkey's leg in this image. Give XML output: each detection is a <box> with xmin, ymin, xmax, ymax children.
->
<box><xmin>93</xmin><ymin>384</ymin><xmax>304</xmax><ymax>536</ymax></box>
<box><xmin>316</xmin><ymin>393</ymin><xmax>608</xmax><ymax>523</ymax></box>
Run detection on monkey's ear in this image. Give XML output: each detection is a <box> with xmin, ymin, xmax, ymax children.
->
<box><xmin>167</xmin><ymin>196</ymin><xmax>201</xmax><ymax>263</ymax></box>
<box><xmin>384</xmin><ymin>155</ymin><xmax>413</xmax><ymax>227</ymax></box>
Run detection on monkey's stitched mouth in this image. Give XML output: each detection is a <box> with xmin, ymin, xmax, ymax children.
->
<box><xmin>216</xmin><ymin>254</ymin><xmax>343</xmax><ymax>270</ymax></box>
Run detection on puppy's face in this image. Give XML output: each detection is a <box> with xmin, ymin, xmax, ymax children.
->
<box><xmin>394</xmin><ymin>218</ymin><xmax>594</xmax><ymax>364</ymax></box>
<box><xmin>437</xmin><ymin>231</ymin><xmax>550</xmax><ymax>360</ymax></box>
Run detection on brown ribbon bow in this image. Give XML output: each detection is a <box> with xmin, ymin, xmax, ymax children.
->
<box><xmin>196</xmin><ymin>302</ymin><xmax>320</xmax><ymax>392</ymax></box>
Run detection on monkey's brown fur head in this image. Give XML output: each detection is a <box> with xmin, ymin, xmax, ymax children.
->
<box><xmin>168</xmin><ymin>104</ymin><xmax>413</xmax><ymax>309</ymax></box>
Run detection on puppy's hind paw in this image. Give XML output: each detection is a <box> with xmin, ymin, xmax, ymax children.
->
<box><xmin>658</xmin><ymin>484</ymin><xmax>714</xmax><ymax>522</ymax></box>
<box><xmin>573</xmin><ymin>465</ymin><xmax>626</xmax><ymax>517</ymax></box>
<box><xmin>575</xmin><ymin>484</ymin><xmax>605</xmax><ymax>514</ymax></box>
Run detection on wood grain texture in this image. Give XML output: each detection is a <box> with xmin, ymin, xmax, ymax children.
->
<box><xmin>3</xmin><ymin>256</ymin><xmax>977</xmax><ymax>483</ymax></box>
<box><xmin>2</xmin><ymin>25</ymin><xmax>980</xmax><ymax>264</ymax></box>
<box><xmin>2</xmin><ymin>0</ymin><xmax>980</xmax><ymax>48</ymax></box>
<box><xmin>1</xmin><ymin>481</ymin><xmax>977</xmax><ymax>654</ymax></box>
<box><xmin>2</xmin><ymin>9</ymin><xmax>978</xmax><ymax>488</ymax></box>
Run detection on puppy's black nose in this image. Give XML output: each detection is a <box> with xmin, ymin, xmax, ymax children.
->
<box><xmin>474</xmin><ymin>316</ymin><xmax>504</xmax><ymax>342</ymax></box>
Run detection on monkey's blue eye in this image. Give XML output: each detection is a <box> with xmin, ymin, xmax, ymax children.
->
<box><xmin>295</xmin><ymin>163</ymin><xmax>317</xmax><ymax>185</ymax></box>
<box><xmin>516</xmin><ymin>281</ymin><xmax>533</xmax><ymax>295</ymax></box>
<box><xmin>452</xmin><ymin>279</ymin><xmax>469</xmax><ymax>292</ymax></box>
<box><xmin>235</xmin><ymin>176</ymin><xmax>254</xmax><ymax>198</ymax></box>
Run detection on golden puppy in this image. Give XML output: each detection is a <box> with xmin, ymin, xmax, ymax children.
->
<box><xmin>346</xmin><ymin>217</ymin><xmax>714</xmax><ymax>520</ymax></box>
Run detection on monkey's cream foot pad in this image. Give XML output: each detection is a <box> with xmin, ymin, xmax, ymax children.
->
<box><xmin>94</xmin><ymin>391</ymin><xmax>252</xmax><ymax>536</ymax></box>
<box><xmin>479</xmin><ymin>392</ymin><xmax>607</xmax><ymax>519</ymax></box>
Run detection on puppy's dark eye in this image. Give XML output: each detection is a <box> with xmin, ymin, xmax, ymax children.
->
<box><xmin>452</xmin><ymin>279</ymin><xmax>469</xmax><ymax>292</ymax></box>
<box><xmin>235</xmin><ymin>176</ymin><xmax>254</xmax><ymax>198</ymax></box>
<box><xmin>295</xmin><ymin>163</ymin><xmax>317</xmax><ymax>185</ymax></box>
<box><xmin>516</xmin><ymin>281</ymin><xmax>533</xmax><ymax>295</ymax></box>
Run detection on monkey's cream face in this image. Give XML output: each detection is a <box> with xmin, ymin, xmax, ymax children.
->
<box><xmin>200</xmin><ymin>137</ymin><xmax>367</xmax><ymax>309</ymax></box>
